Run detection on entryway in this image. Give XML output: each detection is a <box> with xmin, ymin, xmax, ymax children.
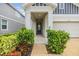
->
<box><xmin>31</xmin><ymin>12</ymin><xmax>48</xmax><ymax>44</ymax></box>
<box><xmin>25</xmin><ymin>3</ymin><xmax>55</xmax><ymax>44</ymax></box>
<box><xmin>24</xmin><ymin>3</ymin><xmax>57</xmax><ymax>56</ymax></box>
<box><xmin>36</xmin><ymin>19</ymin><xmax>43</xmax><ymax>35</ymax></box>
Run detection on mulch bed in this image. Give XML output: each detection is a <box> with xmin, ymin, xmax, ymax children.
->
<box><xmin>19</xmin><ymin>43</ymin><xmax>33</xmax><ymax>56</ymax></box>
<box><xmin>15</xmin><ymin>43</ymin><xmax>33</xmax><ymax>56</ymax></box>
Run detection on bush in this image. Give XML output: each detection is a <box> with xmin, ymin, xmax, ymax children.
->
<box><xmin>47</xmin><ymin>30</ymin><xmax>70</xmax><ymax>54</ymax></box>
<box><xmin>16</xmin><ymin>27</ymin><xmax>34</xmax><ymax>45</ymax></box>
<box><xmin>0</xmin><ymin>27</ymin><xmax>34</xmax><ymax>55</ymax></box>
<box><xmin>0</xmin><ymin>35</ymin><xmax>19</xmax><ymax>55</ymax></box>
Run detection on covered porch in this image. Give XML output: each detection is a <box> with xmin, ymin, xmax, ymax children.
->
<box><xmin>24</xmin><ymin>3</ymin><xmax>57</xmax><ymax>44</ymax></box>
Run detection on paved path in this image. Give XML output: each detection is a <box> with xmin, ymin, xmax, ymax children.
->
<box><xmin>31</xmin><ymin>35</ymin><xmax>47</xmax><ymax>56</ymax></box>
<box><xmin>31</xmin><ymin>44</ymin><xmax>47</xmax><ymax>56</ymax></box>
<box><xmin>35</xmin><ymin>35</ymin><xmax>48</xmax><ymax>44</ymax></box>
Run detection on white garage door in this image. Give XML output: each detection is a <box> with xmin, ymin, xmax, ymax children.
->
<box><xmin>53</xmin><ymin>22</ymin><xmax>79</xmax><ymax>37</ymax></box>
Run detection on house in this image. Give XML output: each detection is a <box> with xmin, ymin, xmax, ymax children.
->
<box><xmin>0</xmin><ymin>3</ymin><xmax>25</xmax><ymax>34</ymax></box>
<box><xmin>1</xmin><ymin>3</ymin><xmax>79</xmax><ymax>44</ymax></box>
<box><xmin>24</xmin><ymin>3</ymin><xmax>79</xmax><ymax>43</ymax></box>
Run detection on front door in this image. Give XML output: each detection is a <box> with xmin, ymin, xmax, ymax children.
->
<box><xmin>36</xmin><ymin>22</ymin><xmax>42</xmax><ymax>35</ymax></box>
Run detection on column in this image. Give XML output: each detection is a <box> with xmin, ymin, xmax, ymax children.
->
<box><xmin>48</xmin><ymin>12</ymin><xmax>53</xmax><ymax>29</ymax></box>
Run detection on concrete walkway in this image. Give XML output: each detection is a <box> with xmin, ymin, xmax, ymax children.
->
<box><xmin>35</xmin><ymin>35</ymin><xmax>48</xmax><ymax>44</ymax></box>
<box><xmin>31</xmin><ymin>44</ymin><xmax>47</xmax><ymax>56</ymax></box>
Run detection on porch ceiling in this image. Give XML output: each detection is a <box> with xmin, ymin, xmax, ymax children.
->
<box><xmin>31</xmin><ymin>12</ymin><xmax>47</xmax><ymax>20</ymax></box>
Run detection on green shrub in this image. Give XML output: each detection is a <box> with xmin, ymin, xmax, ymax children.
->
<box><xmin>16</xmin><ymin>27</ymin><xmax>34</xmax><ymax>45</ymax></box>
<box><xmin>47</xmin><ymin>30</ymin><xmax>70</xmax><ymax>54</ymax></box>
<box><xmin>0</xmin><ymin>27</ymin><xmax>34</xmax><ymax>55</ymax></box>
<box><xmin>0</xmin><ymin>35</ymin><xmax>19</xmax><ymax>55</ymax></box>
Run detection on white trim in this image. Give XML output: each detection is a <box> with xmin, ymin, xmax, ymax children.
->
<box><xmin>53</xmin><ymin>14</ymin><xmax>79</xmax><ymax>22</ymax></box>
<box><xmin>0</xmin><ymin>14</ymin><xmax>25</xmax><ymax>24</ymax></box>
<box><xmin>1</xmin><ymin>19</ymin><xmax>8</xmax><ymax>31</ymax></box>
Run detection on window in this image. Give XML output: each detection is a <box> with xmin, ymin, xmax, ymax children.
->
<box><xmin>1</xmin><ymin>19</ymin><xmax>8</xmax><ymax>30</ymax></box>
<box><xmin>59</xmin><ymin>3</ymin><xmax>65</xmax><ymax>9</ymax></box>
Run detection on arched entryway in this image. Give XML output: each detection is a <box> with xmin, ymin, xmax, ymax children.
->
<box><xmin>24</xmin><ymin>3</ymin><xmax>57</xmax><ymax>44</ymax></box>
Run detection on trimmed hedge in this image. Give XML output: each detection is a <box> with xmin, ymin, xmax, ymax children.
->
<box><xmin>47</xmin><ymin>30</ymin><xmax>70</xmax><ymax>54</ymax></box>
<box><xmin>16</xmin><ymin>28</ymin><xmax>34</xmax><ymax>45</ymax></box>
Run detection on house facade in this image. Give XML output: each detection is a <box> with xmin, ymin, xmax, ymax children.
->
<box><xmin>0</xmin><ymin>3</ymin><xmax>25</xmax><ymax>34</ymax></box>
<box><xmin>0</xmin><ymin>3</ymin><xmax>79</xmax><ymax>44</ymax></box>
<box><xmin>24</xmin><ymin>3</ymin><xmax>79</xmax><ymax>39</ymax></box>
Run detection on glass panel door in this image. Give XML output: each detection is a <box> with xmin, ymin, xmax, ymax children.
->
<box><xmin>36</xmin><ymin>22</ymin><xmax>42</xmax><ymax>35</ymax></box>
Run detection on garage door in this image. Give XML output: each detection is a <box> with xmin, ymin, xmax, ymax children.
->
<box><xmin>53</xmin><ymin>22</ymin><xmax>79</xmax><ymax>37</ymax></box>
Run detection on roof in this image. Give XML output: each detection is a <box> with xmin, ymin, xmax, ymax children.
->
<box><xmin>6</xmin><ymin>3</ymin><xmax>25</xmax><ymax>18</ymax></box>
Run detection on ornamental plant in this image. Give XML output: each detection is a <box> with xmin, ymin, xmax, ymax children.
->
<box><xmin>47</xmin><ymin>30</ymin><xmax>70</xmax><ymax>54</ymax></box>
<box><xmin>16</xmin><ymin>27</ymin><xmax>34</xmax><ymax>45</ymax></box>
<box><xmin>0</xmin><ymin>35</ymin><xmax>19</xmax><ymax>55</ymax></box>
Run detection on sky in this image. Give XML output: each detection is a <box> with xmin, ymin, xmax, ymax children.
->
<box><xmin>12</xmin><ymin>3</ymin><xmax>25</xmax><ymax>16</ymax></box>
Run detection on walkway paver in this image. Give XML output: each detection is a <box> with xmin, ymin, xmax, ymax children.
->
<box><xmin>31</xmin><ymin>44</ymin><xmax>47</xmax><ymax>56</ymax></box>
<box><xmin>35</xmin><ymin>35</ymin><xmax>47</xmax><ymax>44</ymax></box>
